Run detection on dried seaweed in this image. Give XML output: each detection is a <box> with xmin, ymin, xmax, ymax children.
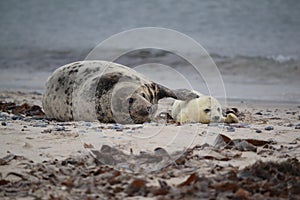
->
<box><xmin>1</xmin><ymin>153</ymin><xmax>299</xmax><ymax>199</ymax></box>
<box><xmin>0</xmin><ymin>101</ymin><xmax>45</xmax><ymax>117</ymax></box>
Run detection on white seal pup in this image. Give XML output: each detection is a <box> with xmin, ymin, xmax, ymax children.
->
<box><xmin>43</xmin><ymin>60</ymin><xmax>188</xmax><ymax>124</ymax></box>
<box><xmin>171</xmin><ymin>90</ymin><xmax>238</xmax><ymax>124</ymax></box>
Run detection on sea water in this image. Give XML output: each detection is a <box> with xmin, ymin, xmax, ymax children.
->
<box><xmin>0</xmin><ymin>0</ymin><xmax>299</xmax><ymax>102</ymax></box>
<box><xmin>1</xmin><ymin>0</ymin><xmax>299</xmax><ymax>60</ymax></box>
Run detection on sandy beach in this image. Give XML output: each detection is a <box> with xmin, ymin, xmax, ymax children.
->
<box><xmin>0</xmin><ymin>89</ymin><xmax>299</xmax><ymax>199</ymax></box>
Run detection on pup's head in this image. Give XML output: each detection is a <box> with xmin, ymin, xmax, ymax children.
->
<box><xmin>195</xmin><ymin>96</ymin><xmax>224</xmax><ymax>124</ymax></box>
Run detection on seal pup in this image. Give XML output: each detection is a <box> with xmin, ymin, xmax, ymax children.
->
<box><xmin>43</xmin><ymin>60</ymin><xmax>186</xmax><ymax>124</ymax></box>
<box><xmin>171</xmin><ymin>90</ymin><xmax>238</xmax><ymax>124</ymax></box>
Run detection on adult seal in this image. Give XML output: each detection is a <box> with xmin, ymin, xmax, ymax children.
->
<box><xmin>42</xmin><ymin>60</ymin><xmax>186</xmax><ymax>124</ymax></box>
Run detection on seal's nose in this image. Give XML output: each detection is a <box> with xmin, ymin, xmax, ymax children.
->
<box><xmin>212</xmin><ymin>116</ymin><xmax>220</xmax><ymax>121</ymax></box>
<box><xmin>147</xmin><ymin>106</ymin><xmax>152</xmax><ymax>113</ymax></box>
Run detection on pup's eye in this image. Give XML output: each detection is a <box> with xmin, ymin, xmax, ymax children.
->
<box><xmin>128</xmin><ymin>97</ymin><xmax>134</xmax><ymax>104</ymax></box>
<box><xmin>141</xmin><ymin>93</ymin><xmax>146</xmax><ymax>98</ymax></box>
<box><xmin>204</xmin><ymin>109</ymin><xmax>211</xmax><ymax>113</ymax></box>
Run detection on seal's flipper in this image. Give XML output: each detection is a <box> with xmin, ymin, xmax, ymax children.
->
<box><xmin>173</xmin><ymin>89</ymin><xmax>200</xmax><ymax>101</ymax></box>
<box><xmin>224</xmin><ymin>113</ymin><xmax>239</xmax><ymax>123</ymax></box>
<box><xmin>155</xmin><ymin>84</ymin><xmax>178</xmax><ymax>100</ymax></box>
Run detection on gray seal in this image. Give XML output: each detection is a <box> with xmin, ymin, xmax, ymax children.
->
<box><xmin>42</xmin><ymin>60</ymin><xmax>186</xmax><ymax>124</ymax></box>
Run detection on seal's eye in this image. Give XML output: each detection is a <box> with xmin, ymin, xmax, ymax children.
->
<box><xmin>204</xmin><ymin>108</ymin><xmax>211</xmax><ymax>113</ymax></box>
<box><xmin>128</xmin><ymin>97</ymin><xmax>134</xmax><ymax>104</ymax></box>
<box><xmin>141</xmin><ymin>93</ymin><xmax>146</xmax><ymax>98</ymax></box>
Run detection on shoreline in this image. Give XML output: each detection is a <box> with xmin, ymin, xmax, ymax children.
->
<box><xmin>1</xmin><ymin>49</ymin><xmax>300</xmax><ymax>103</ymax></box>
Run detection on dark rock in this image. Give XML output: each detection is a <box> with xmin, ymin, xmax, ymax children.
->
<box><xmin>1</xmin><ymin>121</ymin><xmax>7</xmax><ymax>126</ymax></box>
<box><xmin>286</xmin><ymin>111</ymin><xmax>296</xmax><ymax>115</ymax></box>
<box><xmin>11</xmin><ymin>115</ymin><xmax>23</xmax><ymax>120</ymax></box>
<box><xmin>226</xmin><ymin>126</ymin><xmax>235</xmax><ymax>132</ymax></box>
<box><xmin>154</xmin><ymin>147</ymin><xmax>169</xmax><ymax>156</ymax></box>
<box><xmin>54</xmin><ymin>126</ymin><xmax>65</xmax><ymax>131</ymax></box>
<box><xmin>33</xmin><ymin>122</ymin><xmax>48</xmax><ymax>128</ymax></box>
<box><xmin>112</xmin><ymin>124</ymin><xmax>123</xmax><ymax>130</ymax></box>
<box><xmin>264</xmin><ymin>126</ymin><xmax>274</xmax><ymax>131</ymax></box>
<box><xmin>23</xmin><ymin>118</ymin><xmax>31</xmax><ymax>122</ymax></box>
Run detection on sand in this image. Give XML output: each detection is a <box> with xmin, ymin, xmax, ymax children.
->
<box><xmin>0</xmin><ymin>90</ymin><xmax>300</xmax><ymax>199</ymax></box>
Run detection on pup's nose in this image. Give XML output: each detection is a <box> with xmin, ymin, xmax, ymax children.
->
<box><xmin>212</xmin><ymin>116</ymin><xmax>220</xmax><ymax>121</ymax></box>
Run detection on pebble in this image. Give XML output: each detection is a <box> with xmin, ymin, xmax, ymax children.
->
<box><xmin>11</xmin><ymin>115</ymin><xmax>23</xmax><ymax>120</ymax></box>
<box><xmin>231</xmin><ymin>123</ymin><xmax>251</xmax><ymax>128</ymax></box>
<box><xmin>54</xmin><ymin>126</ymin><xmax>65</xmax><ymax>131</ymax></box>
<box><xmin>264</xmin><ymin>126</ymin><xmax>274</xmax><ymax>131</ymax></box>
<box><xmin>154</xmin><ymin>147</ymin><xmax>169</xmax><ymax>156</ymax></box>
<box><xmin>145</xmin><ymin>122</ymin><xmax>158</xmax><ymax>126</ymax></box>
<box><xmin>255</xmin><ymin>129</ymin><xmax>262</xmax><ymax>133</ymax></box>
<box><xmin>295</xmin><ymin>125</ymin><xmax>300</xmax><ymax>130</ymax></box>
<box><xmin>286</xmin><ymin>111</ymin><xmax>296</xmax><ymax>115</ymax></box>
<box><xmin>57</xmin><ymin>122</ymin><xmax>72</xmax><ymax>126</ymax></box>
<box><xmin>112</xmin><ymin>124</ymin><xmax>123</xmax><ymax>130</ymax></box>
<box><xmin>23</xmin><ymin>118</ymin><xmax>32</xmax><ymax>122</ymax></box>
<box><xmin>132</xmin><ymin>125</ymin><xmax>144</xmax><ymax>130</ymax></box>
<box><xmin>208</xmin><ymin>123</ymin><xmax>224</xmax><ymax>128</ymax></box>
<box><xmin>226</xmin><ymin>126</ymin><xmax>235</xmax><ymax>132</ymax></box>
<box><xmin>33</xmin><ymin>122</ymin><xmax>48</xmax><ymax>128</ymax></box>
<box><xmin>0</xmin><ymin>112</ymin><xmax>9</xmax><ymax>117</ymax></box>
<box><xmin>1</xmin><ymin>121</ymin><xmax>7</xmax><ymax>126</ymax></box>
<box><xmin>83</xmin><ymin>122</ymin><xmax>92</xmax><ymax>127</ymax></box>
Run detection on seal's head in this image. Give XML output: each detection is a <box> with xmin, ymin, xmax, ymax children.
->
<box><xmin>111</xmin><ymin>81</ymin><xmax>177</xmax><ymax>124</ymax></box>
<box><xmin>194</xmin><ymin>96</ymin><xmax>223</xmax><ymax>123</ymax></box>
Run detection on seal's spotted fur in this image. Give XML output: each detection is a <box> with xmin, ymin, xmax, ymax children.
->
<box><xmin>43</xmin><ymin>61</ymin><xmax>178</xmax><ymax>124</ymax></box>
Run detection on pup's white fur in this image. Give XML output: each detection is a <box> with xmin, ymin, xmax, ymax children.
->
<box><xmin>171</xmin><ymin>91</ymin><xmax>238</xmax><ymax>124</ymax></box>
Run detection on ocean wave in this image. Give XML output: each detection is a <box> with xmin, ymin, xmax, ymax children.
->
<box><xmin>267</xmin><ymin>55</ymin><xmax>298</xmax><ymax>63</ymax></box>
<box><xmin>210</xmin><ymin>53</ymin><xmax>298</xmax><ymax>63</ymax></box>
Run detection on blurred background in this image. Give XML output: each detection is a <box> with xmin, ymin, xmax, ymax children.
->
<box><xmin>0</xmin><ymin>0</ymin><xmax>299</xmax><ymax>102</ymax></box>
